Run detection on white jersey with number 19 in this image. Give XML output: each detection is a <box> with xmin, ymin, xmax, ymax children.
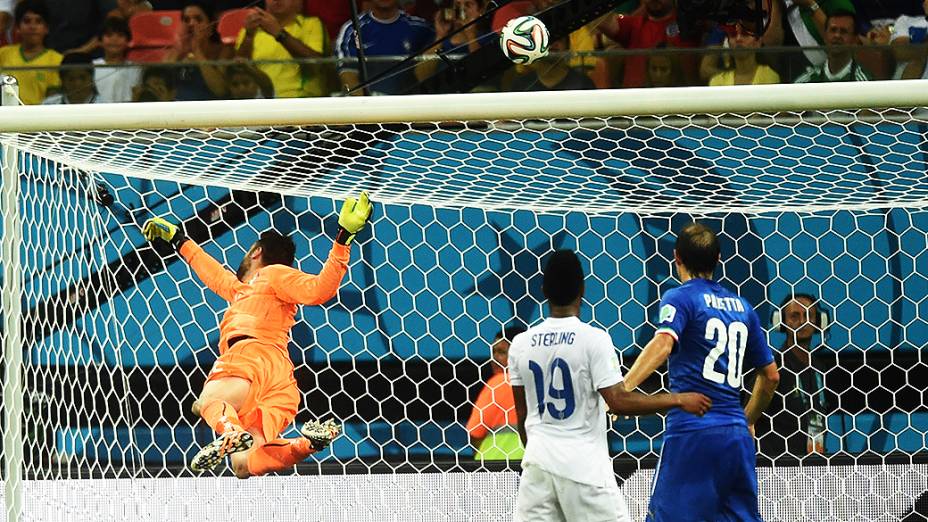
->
<box><xmin>508</xmin><ymin>316</ymin><xmax>624</xmax><ymax>488</ymax></box>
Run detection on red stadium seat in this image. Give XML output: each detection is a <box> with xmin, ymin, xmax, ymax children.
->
<box><xmin>218</xmin><ymin>9</ymin><xmax>250</xmax><ymax>45</ymax></box>
<box><xmin>127</xmin><ymin>47</ymin><xmax>171</xmax><ymax>63</ymax></box>
<box><xmin>128</xmin><ymin>11</ymin><xmax>181</xmax><ymax>63</ymax></box>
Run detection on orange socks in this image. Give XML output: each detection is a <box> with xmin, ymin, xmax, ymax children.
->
<box><xmin>199</xmin><ymin>399</ymin><xmax>244</xmax><ymax>435</ymax></box>
<box><xmin>200</xmin><ymin>401</ymin><xmax>317</xmax><ymax>476</ymax></box>
<box><xmin>246</xmin><ymin>438</ymin><xmax>316</xmax><ymax>477</ymax></box>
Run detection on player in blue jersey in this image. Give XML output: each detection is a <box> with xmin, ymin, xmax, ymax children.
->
<box><xmin>623</xmin><ymin>222</ymin><xmax>781</xmax><ymax>522</ymax></box>
<box><xmin>335</xmin><ymin>0</ymin><xmax>435</xmax><ymax>94</ymax></box>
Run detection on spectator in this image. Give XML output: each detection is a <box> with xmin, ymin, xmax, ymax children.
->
<box><xmin>780</xmin><ymin>0</ymin><xmax>855</xmax><ymax>70</ymax></box>
<box><xmin>439</xmin><ymin>0</ymin><xmax>494</xmax><ymax>54</ymax></box>
<box><xmin>856</xmin><ymin>0</ymin><xmax>924</xmax><ymax>30</ymax></box>
<box><xmin>0</xmin><ymin>1</ymin><xmax>63</xmax><ymax>105</ymax></box>
<box><xmin>133</xmin><ymin>67</ymin><xmax>177</xmax><ymax>102</ymax></box>
<box><xmin>598</xmin><ymin>0</ymin><xmax>699</xmax><ymax>88</ymax></box>
<box><xmin>645</xmin><ymin>44</ymin><xmax>681</xmax><ymax>87</ymax></box>
<box><xmin>857</xmin><ymin>22</ymin><xmax>893</xmax><ymax>80</ymax></box>
<box><xmin>465</xmin><ymin>326</ymin><xmax>526</xmax><ymax>461</ymax></box>
<box><xmin>510</xmin><ymin>38</ymin><xmax>596</xmax><ymax>91</ymax></box>
<box><xmin>415</xmin><ymin>0</ymin><xmax>495</xmax><ymax>83</ymax></box>
<box><xmin>891</xmin><ymin>2</ymin><xmax>928</xmax><ymax>78</ymax></box>
<box><xmin>43</xmin><ymin>52</ymin><xmax>101</xmax><ymax>104</ymax></box>
<box><xmin>165</xmin><ymin>1</ymin><xmax>234</xmax><ymax>100</ymax></box>
<box><xmin>236</xmin><ymin>0</ymin><xmax>329</xmax><ymax>98</ymax></box>
<box><xmin>794</xmin><ymin>10</ymin><xmax>871</xmax><ymax>83</ymax></box>
<box><xmin>753</xmin><ymin>294</ymin><xmax>835</xmax><ymax>458</ymax></box>
<box><xmin>94</xmin><ymin>17</ymin><xmax>142</xmax><ymax>103</ymax></box>
<box><xmin>107</xmin><ymin>0</ymin><xmax>153</xmax><ymax>21</ymax></box>
<box><xmin>0</xmin><ymin>0</ymin><xmax>12</xmax><ymax>47</ymax></box>
<box><xmin>700</xmin><ymin>0</ymin><xmax>784</xmax><ymax>83</ymax></box>
<box><xmin>336</xmin><ymin>0</ymin><xmax>434</xmax><ymax>95</ymax></box>
<box><xmin>226</xmin><ymin>62</ymin><xmax>274</xmax><ymax>99</ymax></box>
<box><xmin>569</xmin><ymin>11</ymin><xmax>634</xmax><ymax>89</ymax></box>
<box><xmin>708</xmin><ymin>20</ymin><xmax>780</xmax><ymax>86</ymax></box>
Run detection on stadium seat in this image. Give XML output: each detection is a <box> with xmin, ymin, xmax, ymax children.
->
<box><xmin>128</xmin><ymin>10</ymin><xmax>181</xmax><ymax>63</ymax></box>
<box><xmin>218</xmin><ymin>9</ymin><xmax>250</xmax><ymax>45</ymax></box>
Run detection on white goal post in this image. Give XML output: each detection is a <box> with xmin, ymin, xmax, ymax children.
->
<box><xmin>1</xmin><ymin>78</ymin><xmax>928</xmax><ymax>521</ymax></box>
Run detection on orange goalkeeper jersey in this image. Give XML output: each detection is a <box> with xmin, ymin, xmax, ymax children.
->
<box><xmin>179</xmin><ymin>240</ymin><xmax>351</xmax><ymax>353</ymax></box>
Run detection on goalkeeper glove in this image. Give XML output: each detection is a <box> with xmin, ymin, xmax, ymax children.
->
<box><xmin>335</xmin><ymin>191</ymin><xmax>373</xmax><ymax>245</ymax></box>
<box><xmin>142</xmin><ymin>217</ymin><xmax>187</xmax><ymax>250</ymax></box>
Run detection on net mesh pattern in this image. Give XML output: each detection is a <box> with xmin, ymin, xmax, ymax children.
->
<box><xmin>0</xmin><ymin>107</ymin><xmax>926</xmax><ymax>520</ymax></box>
<box><xmin>4</xmin><ymin>110</ymin><xmax>928</xmax><ymax>214</ymax></box>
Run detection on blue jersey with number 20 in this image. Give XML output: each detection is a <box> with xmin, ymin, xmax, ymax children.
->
<box><xmin>657</xmin><ymin>278</ymin><xmax>774</xmax><ymax>434</ymax></box>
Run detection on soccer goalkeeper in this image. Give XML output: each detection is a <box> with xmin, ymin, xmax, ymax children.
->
<box><xmin>142</xmin><ymin>192</ymin><xmax>373</xmax><ymax>478</ymax></box>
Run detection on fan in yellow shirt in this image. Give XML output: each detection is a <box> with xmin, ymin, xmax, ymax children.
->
<box><xmin>708</xmin><ymin>21</ymin><xmax>781</xmax><ymax>87</ymax></box>
<box><xmin>235</xmin><ymin>0</ymin><xmax>329</xmax><ymax>98</ymax></box>
<box><xmin>0</xmin><ymin>1</ymin><xmax>62</xmax><ymax>105</ymax></box>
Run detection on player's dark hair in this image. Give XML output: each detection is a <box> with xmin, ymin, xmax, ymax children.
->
<box><xmin>101</xmin><ymin>16</ymin><xmax>132</xmax><ymax>40</ymax></box>
<box><xmin>256</xmin><ymin>230</ymin><xmax>296</xmax><ymax>267</ymax></box>
<box><xmin>496</xmin><ymin>325</ymin><xmax>527</xmax><ymax>343</ymax></box>
<box><xmin>542</xmin><ymin>250</ymin><xmax>584</xmax><ymax>306</ymax></box>
<box><xmin>15</xmin><ymin>0</ymin><xmax>50</xmax><ymax>26</ymax></box>
<box><xmin>675</xmin><ymin>222</ymin><xmax>720</xmax><ymax>277</ymax></box>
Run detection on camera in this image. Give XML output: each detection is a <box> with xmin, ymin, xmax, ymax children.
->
<box><xmin>677</xmin><ymin>0</ymin><xmax>767</xmax><ymax>39</ymax></box>
<box><xmin>441</xmin><ymin>6</ymin><xmax>467</xmax><ymax>23</ymax></box>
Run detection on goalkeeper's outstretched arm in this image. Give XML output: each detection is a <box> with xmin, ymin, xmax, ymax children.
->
<box><xmin>142</xmin><ymin>217</ymin><xmax>242</xmax><ymax>302</ymax></box>
<box><xmin>268</xmin><ymin>192</ymin><xmax>374</xmax><ymax>305</ymax></box>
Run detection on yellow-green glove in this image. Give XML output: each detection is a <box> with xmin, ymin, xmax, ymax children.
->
<box><xmin>142</xmin><ymin>217</ymin><xmax>187</xmax><ymax>249</ymax></box>
<box><xmin>335</xmin><ymin>191</ymin><xmax>373</xmax><ymax>245</ymax></box>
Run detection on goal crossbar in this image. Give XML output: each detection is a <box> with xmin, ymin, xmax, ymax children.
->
<box><xmin>0</xmin><ymin>80</ymin><xmax>926</xmax><ymax>132</ymax></box>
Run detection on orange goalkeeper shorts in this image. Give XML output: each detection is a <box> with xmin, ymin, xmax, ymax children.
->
<box><xmin>205</xmin><ymin>338</ymin><xmax>300</xmax><ymax>442</ymax></box>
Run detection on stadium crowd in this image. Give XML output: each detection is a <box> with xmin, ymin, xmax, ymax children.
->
<box><xmin>0</xmin><ymin>0</ymin><xmax>925</xmax><ymax>103</ymax></box>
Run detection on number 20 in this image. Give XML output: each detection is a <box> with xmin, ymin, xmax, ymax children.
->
<box><xmin>703</xmin><ymin>318</ymin><xmax>748</xmax><ymax>388</ymax></box>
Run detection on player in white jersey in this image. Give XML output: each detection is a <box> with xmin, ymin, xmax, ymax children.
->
<box><xmin>508</xmin><ymin>250</ymin><xmax>712</xmax><ymax>522</ymax></box>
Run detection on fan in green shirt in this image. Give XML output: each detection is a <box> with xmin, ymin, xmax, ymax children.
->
<box><xmin>793</xmin><ymin>9</ymin><xmax>872</xmax><ymax>83</ymax></box>
<box><xmin>789</xmin><ymin>0</ymin><xmax>856</xmax><ymax>47</ymax></box>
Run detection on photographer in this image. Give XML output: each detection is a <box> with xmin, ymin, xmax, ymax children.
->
<box><xmin>754</xmin><ymin>294</ymin><xmax>836</xmax><ymax>459</ymax></box>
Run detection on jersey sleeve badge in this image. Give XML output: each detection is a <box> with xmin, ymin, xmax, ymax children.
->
<box><xmin>660</xmin><ymin>304</ymin><xmax>677</xmax><ymax>324</ymax></box>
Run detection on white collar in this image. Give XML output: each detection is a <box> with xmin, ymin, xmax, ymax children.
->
<box><xmin>369</xmin><ymin>10</ymin><xmax>401</xmax><ymax>24</ymax></box>
<box><xmin>823</xmin><ymin>58</ymin><xmax>853</xmax><ymax>81</ymax></box>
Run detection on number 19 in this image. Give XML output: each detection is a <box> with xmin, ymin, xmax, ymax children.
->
<box><xmin>527</xmin><ymin>358</ymin><xmax>575</xmax><ymax>420</ymax></box>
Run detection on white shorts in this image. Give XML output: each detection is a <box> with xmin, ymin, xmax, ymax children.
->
<box><xmin>513</xmin><ymin>463</ymin><xmax>631</xmax><ymax>522</ymax></box>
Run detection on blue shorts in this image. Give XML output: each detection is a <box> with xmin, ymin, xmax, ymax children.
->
<box><xmin>646</xmin><ymin>425</ymin><xmax>762</xmax><ymax>522</ymax></box>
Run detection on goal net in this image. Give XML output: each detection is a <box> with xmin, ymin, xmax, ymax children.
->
<box><xmin>1</xmin><ymin>80</ymin><xmax>927</xmax><ymax>521</ymax></box>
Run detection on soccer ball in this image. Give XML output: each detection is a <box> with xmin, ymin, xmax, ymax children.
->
<box><xmin>499</xmin><ymin>16</ymin><xmax>550</xmax><ymax>65</ymax></box>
